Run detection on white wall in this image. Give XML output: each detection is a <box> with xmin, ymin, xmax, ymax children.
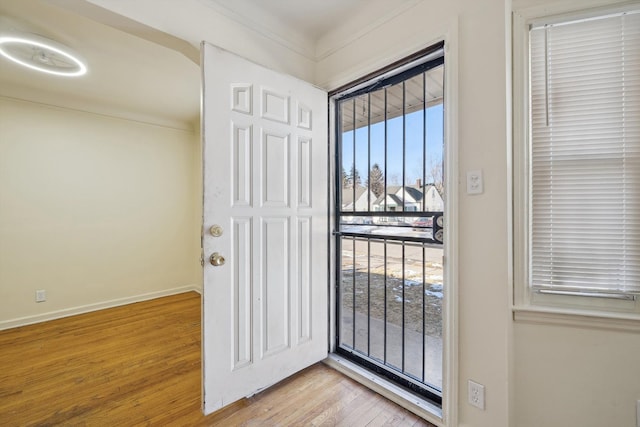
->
<box><xmin>424</xmin><ymin>187</ymin><xmax>444</xmax><ymax>212</ymax></box>
<box><xmin>0</xmin><ymin>97</ymin><xmax>201</xmax><ymax>328</ymax></box>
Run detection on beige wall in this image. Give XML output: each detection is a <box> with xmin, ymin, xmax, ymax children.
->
<box><xmin>514</xmin><ymin>322</ymin><xmax>640</xmax><ymax>427</ymax></box>
<box><xmin>318</xmin><ymin>1</ymin><xmax>512</xmax><ymax>426</ymax></box>
<box><xmin>0</xmin><ymin>97</ymin><xmax>201</xmax><ymax>328</ymax></box>
<box><xmin>318</xmin><ymin>0</ymin><xmax>640</xmax><ymax>426</ymax></box>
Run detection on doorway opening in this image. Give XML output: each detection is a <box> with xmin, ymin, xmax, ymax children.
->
<box><xmin>332</xmin><ymin>44</ymin><xmax>445</xmax><ymax>405</ymax></box>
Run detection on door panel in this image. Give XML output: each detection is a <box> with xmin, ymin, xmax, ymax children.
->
<box><xmin>201</xmin><ymin>43</ymin><xmax>328</xmax><ymax>415</ymax></box>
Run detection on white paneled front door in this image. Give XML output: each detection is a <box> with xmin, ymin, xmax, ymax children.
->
<box><xmin>201</xmin><ymin>43</ymin><xmax>328</xmax><ymax>415</ymax></box>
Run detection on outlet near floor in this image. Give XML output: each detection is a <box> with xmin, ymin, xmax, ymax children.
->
<box><xmin>468</xmin><ymin>380</ymin><xmax>485</xmax><ymax>410</ymax></box>
<box><xmin>35</xmin><ymin>289</ymin><xmax>46</xmax><ymax>303</ymax></box>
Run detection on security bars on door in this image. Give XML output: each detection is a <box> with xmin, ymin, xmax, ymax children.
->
<box><xmin>333</xmin><ymin>45</ymin><xmax>445</xmax><ymax>403</ymax></box>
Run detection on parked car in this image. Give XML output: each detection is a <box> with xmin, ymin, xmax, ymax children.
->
<box><xmin>411</xmin><ymin>217</ymin><xmax>433</xmax><ymax>230</ymax></box>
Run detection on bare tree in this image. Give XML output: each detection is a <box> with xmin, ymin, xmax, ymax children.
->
<box><xmin>429</xmin><ymin>159</ymin><xmax>444</xmax><ymax>194</ymax></box>
<box><xmin>341</xmin><ymin>166</ymin><xmax>348</xmax><ymax>188</ymax></box>
<box><xmin>347</xmin><ymin>165</ymin><xmax>361</xmax><ymax>188</ymax></box>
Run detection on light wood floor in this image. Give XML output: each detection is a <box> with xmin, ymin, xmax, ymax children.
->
<box><xmin>0</xmin><ymin>292</ymin><xmax>435</xmax><ymax>426</ymax></box>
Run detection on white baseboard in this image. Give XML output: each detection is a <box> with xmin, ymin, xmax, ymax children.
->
<box><xmin>323</xmin><ymin>354</ymin><xmax>444</xmax><ymax>427</ymax></box>
<box><xmin>0</xmin><ymin>284</ymin><xmax>201</xmax><ymax>331</ymax></box>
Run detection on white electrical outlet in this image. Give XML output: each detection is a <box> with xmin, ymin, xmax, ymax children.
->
<box><xmin>468</xmin><ymin>380</ymin><xmax>485</xmax><ymax>410</ymax></box>
<box><xmin>466</xmin><ymin>170</ymin><xmax>484</xmax><ymax>194</ymax></box>
<box><xmin>35</xmin><ymin>289</ymin><xmax>46</xmax><ymax>303</ymax></box>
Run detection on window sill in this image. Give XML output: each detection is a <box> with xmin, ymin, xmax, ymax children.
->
<box><xmin>513</xmin><ymin>305</ymin><xmax>640</xmax><ymax>332</ymax></box>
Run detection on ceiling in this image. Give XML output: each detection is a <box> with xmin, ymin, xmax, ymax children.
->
<box><xmin>208</xmin><ymin>0</ymin><xmax>370</xmax><ymax>41</ymax></box>
<box><xmin>340</xmin><ymin>64</ymin><xmax>444</xmax><ymax>132</ymax></box>
<box><xmin>0</xmin><ymin>0</ymin><xmax>422</xmax><ymax>129</ymax></box>
<box><xmin>206</xmin><ymin>0</ymin><xmax>420</xmax><ymax>59</ymax></box>
<box><xmin>0</xmin><ymin>0</ymin><xmax>200</xmax><ymax>129</ymax></box>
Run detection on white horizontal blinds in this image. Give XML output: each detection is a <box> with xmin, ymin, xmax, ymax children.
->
<box><xmin>529</xmin><ymin>11</ymin><xmax>640</xmax><ymax>295</ymax></box>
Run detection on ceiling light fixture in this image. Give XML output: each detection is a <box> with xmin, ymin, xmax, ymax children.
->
<box><xmin>0</xmin><ymin>32</ymin><xmax>87</xmax><ymax>77</ymax></box>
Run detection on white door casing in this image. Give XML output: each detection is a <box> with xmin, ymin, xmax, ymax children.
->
<box><xmin>201</xmin><ymin>43</ymin><xmax>328</xmax><ymax>414</ymax></box>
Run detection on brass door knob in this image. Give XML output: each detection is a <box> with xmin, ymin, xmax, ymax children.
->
<box><xmin>210</xmin><ymin>252</ymin><xmax>225</xmax><ymax>266</ymax></box>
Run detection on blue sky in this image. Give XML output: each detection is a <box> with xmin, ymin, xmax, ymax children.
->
<box><xmin>341</xmin><ymin>103</ymin><xmax>443</xmax><ymax>186</ymax></box>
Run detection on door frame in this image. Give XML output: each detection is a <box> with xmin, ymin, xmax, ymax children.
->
<box><xmin>326</xmin><ymin>34</ymin><xmax>459</xmax><ymax>427</ymax></box>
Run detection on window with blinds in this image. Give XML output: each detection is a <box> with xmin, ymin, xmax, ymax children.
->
<box><xmin>529</xmin><ymin>10</ymin><xmax>640</xmax><ymax>298</ymax></box>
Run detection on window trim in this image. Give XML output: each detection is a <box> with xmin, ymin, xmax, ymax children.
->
<box><xmin>512</xmin><ymin>3</ymin><xmax>640</xmax><ymax>325</ymax></box>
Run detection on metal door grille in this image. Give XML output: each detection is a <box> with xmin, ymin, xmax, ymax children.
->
<box><xmin>333</xmin><ymin>45</ymin><xmax>445</xmax><ymax>404</ymax></box>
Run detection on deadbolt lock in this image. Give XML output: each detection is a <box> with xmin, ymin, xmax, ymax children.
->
<box><xmin>210</xmin><ymin>225</ymin><xmax>223</xmax><ymax>237</ymax></box>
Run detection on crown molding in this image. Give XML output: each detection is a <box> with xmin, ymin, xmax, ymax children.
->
<box><xmin>0</xmin><ymin>90</ymin><xmax>196</xmax><ymax>132</ymax></box>
<box><xmin>199</xmin><ymin>0</ymin><xmax>422</xmax><ymax>64</ymax></box>
<box><xmin>198</xmin><ymin>0</ymin><xmax>316</xmax><ymax>61</ymax></box>
<box><xmin>314</xmin><ymin>0</ymin><xmax>422</xmax><ymax>61</ymax></box>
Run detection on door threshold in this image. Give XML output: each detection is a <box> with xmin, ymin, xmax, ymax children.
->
<box><xmin>324</xmin><ymin>353</ymin><xmax>444</xmax><ymax>427</ymax></box>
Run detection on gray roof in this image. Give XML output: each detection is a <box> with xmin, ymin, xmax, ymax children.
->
<box><xmin>373</xmin><ymin>193</ymin><xmax>403</xmax><ymax>206</ymax></box>
<box><xmin>341</xmin><ymin>185</ymin><xmax>368</xmax><ymax>206</ymax></box>
<box><xmin>373</xmin><ymin>185</ymin><xmax>428</xmax><ymax>205</ymax></box>
<box><xmin>344</xmin><ymin>184</ymin><xmax>441</xmax><ymax>208</ymax></box>
<box><xmin>403</xmin><ymin>186</ymin><xmax>424</xmax><ymax>202</ymax></box>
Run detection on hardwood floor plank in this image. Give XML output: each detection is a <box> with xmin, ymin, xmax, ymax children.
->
<box><xmin>211</xmin><ymin>365</ymin><xmax>340</xmax><ymax>426</ymax></box>
<box><xmin>304</xmin><ymin>379</ymin><xmax>365</xmax><ymax>426</ymax></box>
<box><xmin>0</xmin><ymin>292</ymin><xmax>437</xmax><ymax>426</ymax></box>
<box><xmin>334</xmin><ymin>388</ymin><xmax>388</xmax><ymax>427</ymax></box>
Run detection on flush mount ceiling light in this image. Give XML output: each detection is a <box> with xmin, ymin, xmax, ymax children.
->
<box><xmin>0</xmin><ymin>32</ymin><xmax>87</xmax><ymax>77</ymax></box>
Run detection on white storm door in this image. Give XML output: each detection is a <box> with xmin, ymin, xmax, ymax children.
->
<box><xmin>201</xmin><ymin>43</ymin><xmax>328</xmax><ymax>415</ymax></box>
